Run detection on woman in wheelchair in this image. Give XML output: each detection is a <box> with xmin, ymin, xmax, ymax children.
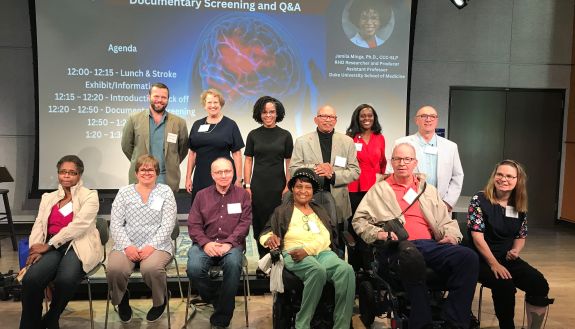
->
<box><xmin>468</xmin><ymin>160</ymin><xmax>552</xmax><ymax>329</ymax></box>
<box><xmin>259</xmin><ymin>168</ymin><xmax>355</xmax><ymax>329</ymax></box>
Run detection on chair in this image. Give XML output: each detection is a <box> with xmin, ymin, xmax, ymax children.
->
<box><xmin>103</xmin><ymin>225</ymin><xmax>182</xmax><ymax>329</ymax></box>
<box><xmin>182</xmin><ymin>253</ymin><xmax>250</xmax><ymax>328</ymax></box>
<box><xmin>44</xmin><ymin>217</ymin><xmax>109</xmax><ymax>329</ymax></box>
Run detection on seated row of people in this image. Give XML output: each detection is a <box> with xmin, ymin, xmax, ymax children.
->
<box><xmin>19</xmin><ymin>150</ymin><xmax>552</xmax><ymax>329</ymax></box>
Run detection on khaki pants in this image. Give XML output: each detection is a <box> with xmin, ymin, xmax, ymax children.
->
<box><xmin>106</xmin><ymin>250</ymin><xmax>172</xmax><ymax>306</ymax></box>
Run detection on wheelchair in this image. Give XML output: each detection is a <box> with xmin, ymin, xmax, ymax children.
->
<box><xmin>356</xmin><ymin>232</ymin><xmax>480</xmax><ymax>329</ymax></box>
<box><xmin>270</xmin><ymin>190</ymin><xmax>342</xmax><ymax>329</ymax></box>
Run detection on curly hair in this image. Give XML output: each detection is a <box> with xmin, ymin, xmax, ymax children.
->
<box><xmin>345</xmin><ymin>103</ymin><xmax>382</xmax><ymax>137</ymax></box>
<box><xmin>252</xmin><ymin>95</ymin><xmax>286</xmax><ymax>124</ymax></box>
<box><xmin>349</xmin><ymin>0</ymin><xmax>392</xmax><ymax>29</ymax></box>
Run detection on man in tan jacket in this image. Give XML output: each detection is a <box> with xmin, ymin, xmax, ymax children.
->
<box><xmin>353</xmin><ymin>143</ymin><xmax>477</xmax><ymax>329</ymax></box>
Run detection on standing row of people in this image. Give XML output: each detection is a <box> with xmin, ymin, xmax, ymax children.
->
<box><xmin>18</xmin><ymin>82</ymin><xmax>552</xmax><ymax>329</ymax></box>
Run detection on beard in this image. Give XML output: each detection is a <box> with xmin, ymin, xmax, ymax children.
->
<box><xmin>151</xmin><ymin>102</ymin><xmax>167</xmax><ymax>113</ymax></box>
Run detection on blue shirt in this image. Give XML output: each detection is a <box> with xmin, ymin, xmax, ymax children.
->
<box><xmin>416</xmin><ymin>133</ymin><xmax>438</xmax><ymax>187</ymax></box>
<box><xmin>149</xmin><ymin>111</ymin><xmax>167</xmax><ymax>184</ymax></box>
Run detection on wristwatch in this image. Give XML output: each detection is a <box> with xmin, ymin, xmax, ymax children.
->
<box><xmin>48</xmin><ymin>240</ymin><xmax>56</xmax><ymax>250</ymax></box>
<box><xmin>243</xmin><ymin>183</ymin><xmax>251</xmax><ymax>189</ymax></box>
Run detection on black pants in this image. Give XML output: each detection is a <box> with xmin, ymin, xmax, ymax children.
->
<box><xmin>479</xmin><ymin>257</ymin><xmax>550</xmax><ymax>329</ymax></box>
<box><xmin>377</xmin><ymin>240</ymin><xmax>478</xmax><ymax>329</ymax></box>
<box><xmin>19</xmin><ymin>246</ymin><xmax>85</xmax><ymax>329</ymax></box>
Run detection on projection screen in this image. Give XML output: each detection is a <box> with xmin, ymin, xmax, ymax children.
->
<box><xmin>34</xmin><ymin>0</ymin><xmax>413</xmax><ymax>190</ymax></box>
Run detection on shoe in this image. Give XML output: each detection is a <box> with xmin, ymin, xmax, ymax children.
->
<box><xmin>146</xmin><ymin>298</ymin><xmax>167</xmax><ymax>322</ymax></box>
<box><xmin>211</xmin><ymin>325</ymin><xmax>228</xmax><ymax>329</ymax></box>
<box><xmin>118</xmin><ymin>290</ymin><xmax>132</xmax><ymax>323</ymax></box>
<box><xmin>40</xmin><ymin>312</ymin><xmax>60</xmax><ymax>329</ymax></box>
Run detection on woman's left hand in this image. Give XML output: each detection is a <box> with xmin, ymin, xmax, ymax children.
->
<box><xmin>29</xmin><ymin>243</ymin><xmax>51</xmax><ymax>256</ymax></box>
<box><xmin>288</xmin><ymin>248</ymin><xmax>308</xmax><ymax>262</ymax></box>
<box><xmin>25</xmin><ymin>253</ymin><xmax>42</xmax><ymax>266</ymax></box>
<box><xmin>506</xmin><ymin>248</ymin><xmax>520</xmax><ymax>261</ymax></box>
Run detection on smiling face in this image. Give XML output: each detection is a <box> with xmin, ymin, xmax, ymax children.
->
<box><xmin>414</xmin><ymin>106</ymin><xmax>439</xmax><ymax>135</ymax></box>
<box><xmin>494</xmin><ymin>164</ymin><xmax>518</xmax><ymax>194</ymax></box>
<box><xmin>391</xmin><ymin>144</ymin><xmax>418</xmax><ymax>179</ymax></box>
<box><xmin>292</xmin><ymin>179</ymin><xmax>314</xmax><ymax>206</ymax></box>
<box><xmin>261</xmin><ymin>102</ymin><xmax>277</xmax><ymax>128</ymax></box>
<box><xmin>57</xmin><ymin>162</ymin><xmax>81</xmax><ymax>188</ymax></box>
<box><xmin>204</xmin><ymin>93</ymin><xmax>222</xmax><ymax>118</ymax></box>
<box><xmin>358</xmin><ymin>8</ymin><xmax>381</xmax><ymax>39</ymax></box>
<box><xmin>211</xmin><ymin>158</ymin><xmax>234</xmax><ymax>190</ymax></box>
<box><xmin>314</xmin><ymin>105</ymin><xmax>337</xmax><ymax>134</ymax></box>
<box><xmin>359</xmin><ymin>107</ymin><xmax>375</xmax><ymax>132</ymax></box>
<box><xmin>148</xmin><ymin>86</ymin><xmax>169</xmax><ymax>114</ymax></box>
<box><xmin>136</xmin><ymin>162</ymin><xmax>158</xmax><ymax>185</ymax></box>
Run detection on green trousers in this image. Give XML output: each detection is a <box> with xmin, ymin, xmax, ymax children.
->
<box><xmin>283</xmin><ymin>249</ymin><xmax>355</xmax><ymax>329</ymax></box>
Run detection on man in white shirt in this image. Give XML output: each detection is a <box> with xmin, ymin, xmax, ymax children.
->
<box><xmin>395</xmin><ymin>106</ymin><xmax>464</xmax><ymax>211</ymax></box>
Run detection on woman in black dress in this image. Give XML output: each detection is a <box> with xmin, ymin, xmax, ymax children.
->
<box><xmin>243</xmin><ymin>96</ymin><xmax>293</xmax><ymax>266</ymax></box>
<box><xmin>185</xmin><ymin>89</ymin><xmax>244</xmax><ymax>202</ymax></box>
<box><xmin>468</xmin><ymin>160</ymin><xmax>552</xmax><ymax>329</ymax></box>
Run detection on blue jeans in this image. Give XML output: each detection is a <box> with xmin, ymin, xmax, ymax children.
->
<box><xmin>186</xmin><ymin>244</ymin><xmax>243</xmax><ymax>327</ymax></box>
<box><xmin>20</xmin><ymin>246</ymin><xmax>85</xmax><ymax>329</ymax></box>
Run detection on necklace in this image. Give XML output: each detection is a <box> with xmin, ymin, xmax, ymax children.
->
<box><xmin>202</xmin><ymin>116</ymin><xmax>222</xmax><ymax>134</ymax></box>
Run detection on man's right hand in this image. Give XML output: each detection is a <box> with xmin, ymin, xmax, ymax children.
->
<box><xmin>203</xmin><ymin>242</ymin><xmax>221</xmax><ymax>257</ymax></box>
<box><xmin>124</xmin><ymin>245</ymin><xmax>141</xmax><ymax>262</ymax></box>
<box><xmin>377</xmin><ymin>230</ymin><xmax>398</xmax><ymax>241</ymax></box>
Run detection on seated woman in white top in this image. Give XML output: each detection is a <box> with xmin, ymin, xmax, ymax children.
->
<box><xmin>107</xmin><ymin>154</ymin><xmax>176</xmax><ymax>323</ymax></box>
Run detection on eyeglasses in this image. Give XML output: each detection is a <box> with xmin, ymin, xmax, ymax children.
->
<box><xmin>416</xmin><ymin>114</ymin><xmax>438</xmax><ymax>120</ymax></box>
<box><xmin>302</xmin><ymin>215</ymin><xmax>310</xmax><ymax>231</ymax></box>
<box><xmin>391</xmin><ymin>157</ymin><xmax>415</xmax><ymax>164</ymax></box>
<box><xmin>58</xmin><ymin>170</ymin><xmax>79</xmax><ymax>176</ymax></box>
<box><xmin>317</xmin><ymin>114</ymin><xmax>337</xmax><ymax>121</ymax></box>
<box><xmin>138</xmin><ymin>168</ymin><xmax>156</xmax><ymax>174</ymax></box>
<box><xmin>495</xmin><ymin>173</ymin><xmax>517</xmax><ymax>180</ymax></box>
<box><xmin>213</xmin><ymin>169</ymin><xmax>233</xmax><ymax>177</ymax></box>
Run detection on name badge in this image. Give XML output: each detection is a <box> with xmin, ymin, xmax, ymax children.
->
<box><xmin>424</xmin><ymin>145</ymin><xmax>438</xmax><ymax>155</ymax></box>
<box><xmin>505</xmin><ymin>206</ymin><xmax>519</xmax><ymax>218</ymax></box>
<box><xmin>403</xmin><ymin>188</ymin><xmax>418</xmax><ymax>204</ymax></box>
<box><xmin>334</xmin><ymin>155</ymin><xmax>347</xmax><ymax>167</ymax></box>
<box><xmin>150</xmin><ymin>197</ymin><xmax>164</xmax><ymax>211</ymax></box>
<box><xmin>198</xmin><ymin>124</ymin><xmax>210</xmax><ymax>132</ymax></box>
<box><xmin>355</xmin><ymin>143</ymin><xmax>363</xmax><ymax>152</ymax></box>
<box><xmin>227</xmin><ymin>203</ymin><xmax>242</xmax><ymax>214</ymax></box>
<box><xmin>308</xmin><ymin>221</ymin><xmax>321</xmax><ymax>234</ymax></box>
<box><xmin>59</xmin><ymin>202</ymin><xmax>73</xmax><ymax>217</ymax></box>
<box><xmin>166</xmin><ymin>132</ymin><xmax>177</xmax><ymax>143</ymax></box>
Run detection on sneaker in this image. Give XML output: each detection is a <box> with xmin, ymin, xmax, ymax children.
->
<box><xmin>146</xmin><ymin>298</ymin><xmax>167</xmax><ymax>322</ymax></box>
<box><xmin>118</xmin><ymin>290</ymin><xmax>132</xmax><ymax>323</ymax></box>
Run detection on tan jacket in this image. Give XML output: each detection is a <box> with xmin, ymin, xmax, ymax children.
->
<box><xmin>352</xmin><ymin>174</ymin><xmax>462</xmax><ymax>244</ymax></box>
<box><xmin>289</xmin><ymin>131</ymin><xmax>360</xmax><ymax>223</ymax></box>
<box><xmin>29</xmin><ymin>181</ymin><xmax>102</xmax><ymax>273</ymax></box>
<box><xmin>121</xmin><ymin>110</ymin><xmax>189</xmax><ymax>192</ymax></box>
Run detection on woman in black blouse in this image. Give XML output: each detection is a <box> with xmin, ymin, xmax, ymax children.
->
<box><xmin>468</xmin><ymin>160</ymin><xmax>552</xmax><ymax>329</ymax></box>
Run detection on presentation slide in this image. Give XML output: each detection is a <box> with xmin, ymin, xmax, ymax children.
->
<box><xmin>35</xmin><ymin>0</ymin><xmax>412</xmax><ymax>190</ymax></box>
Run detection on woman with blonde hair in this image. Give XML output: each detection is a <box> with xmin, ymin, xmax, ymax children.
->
<box><xmin>468</xmin><ymin>160</ymin><xmax>552</xmax><ymax>329</ymax></box>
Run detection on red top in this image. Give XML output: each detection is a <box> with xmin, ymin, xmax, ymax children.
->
<box><xmin>348</xmin><ymin>132</ymin><xmax>387</xmax><ymax>192</ymax></box>
<box><xmin>47</xmin><ymin>203</ymin><xmax>74</xmax><ymax>235</ymax></box>
<box><xmin>386</xmin><ymin>175</ymin><xmax>432</xmax><ymax>240</ymax></box>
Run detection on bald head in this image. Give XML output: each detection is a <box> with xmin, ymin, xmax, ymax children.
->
<box><xmin>314</xmin><ymin>105</ymin><xmax>338</xmax><ymax>133</ymax></box>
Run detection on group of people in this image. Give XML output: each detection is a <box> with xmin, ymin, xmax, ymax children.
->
<box><xmin>19</xmin><ymin>82</ymin><xmax>552</xmax><ymax>329</ymax></box>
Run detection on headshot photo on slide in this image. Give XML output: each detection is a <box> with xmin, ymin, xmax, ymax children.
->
<box><xmin>342</xmin><ymin>0</ymin><xmax>395</xmax><ymax>49</ymax></box>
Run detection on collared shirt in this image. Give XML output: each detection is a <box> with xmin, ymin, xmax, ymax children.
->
<box><xmin>416</xmin><ymin>132</ymin><xmax>438</xmax><ymax>187</ymax></box>
<box><xmin>386</xmin><ymin>175</ymin><xmax>432</xmax><ymax>240</ymax></box>
<box><xmin>187</xmin><ymin>184</ymin><xmax>252</xmax><ymax>249</ymax></box>
<box><xmin>149</xmin><ymin>110</ymin><xmax>167</xmax><ymax>184</ymax></box>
